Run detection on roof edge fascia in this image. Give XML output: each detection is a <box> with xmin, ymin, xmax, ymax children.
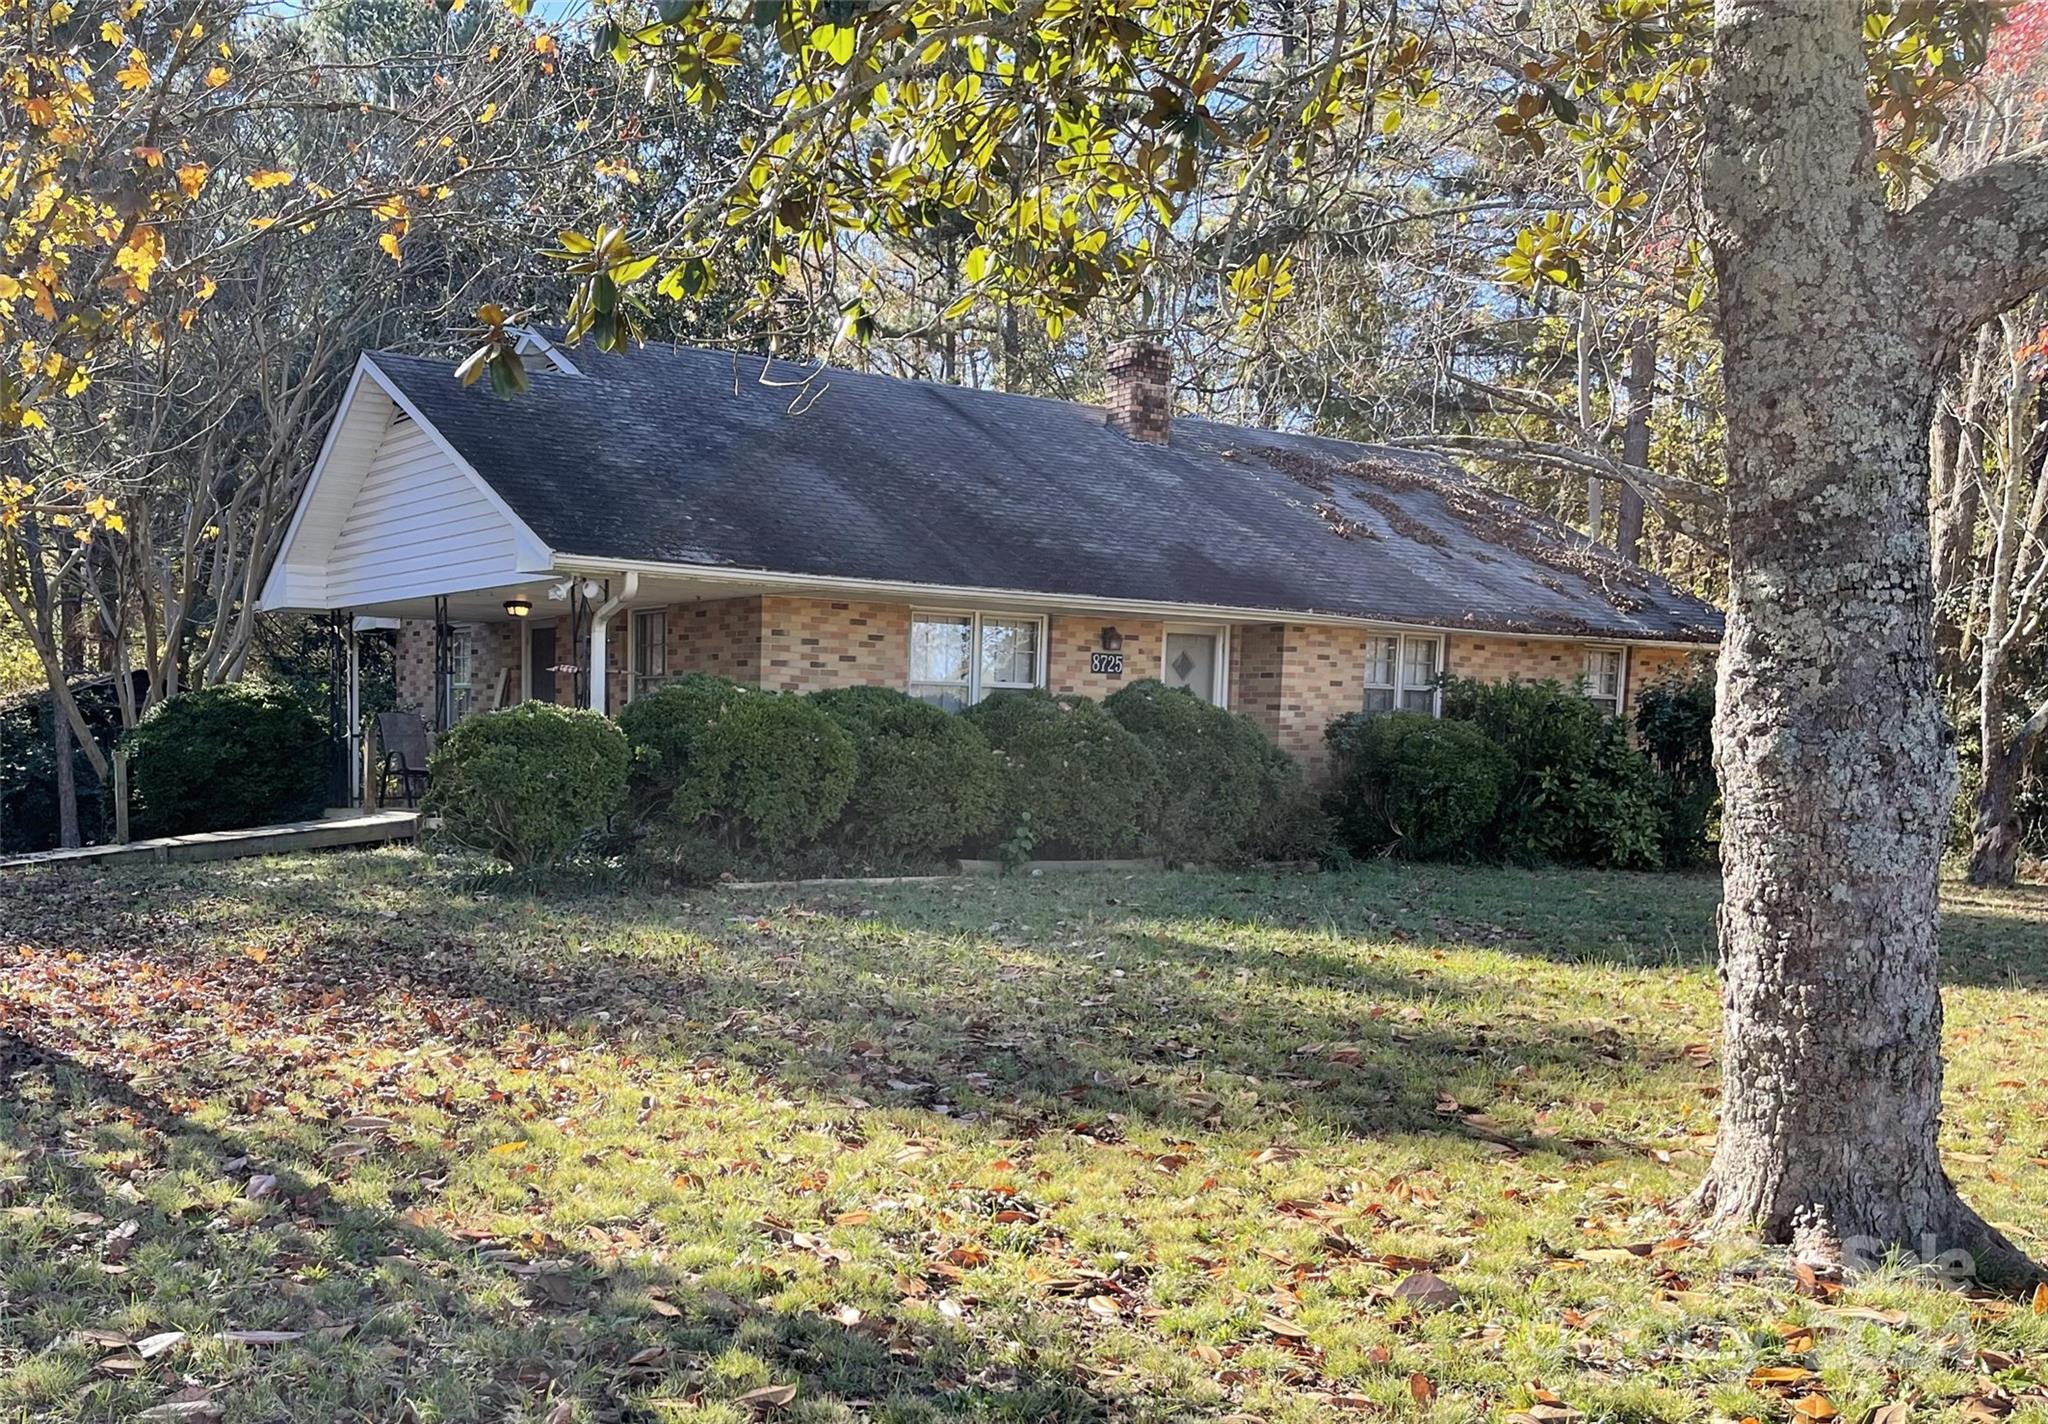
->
<box><xmin>548</xmin><ymin>554</ymin><xmax>1721</xmax><ymax>650</ymax></box>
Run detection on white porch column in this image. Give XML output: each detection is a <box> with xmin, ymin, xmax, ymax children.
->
<box><xmin>344</xmin><ymin>618</ymin><xmax>361</xmax><ymax>805</ymax></box>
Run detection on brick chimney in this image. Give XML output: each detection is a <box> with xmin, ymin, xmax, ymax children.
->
<box><xmin>1105</xmin><ymin>336</ymin><xmax>1173</xmax><ymax>443</ymax></box>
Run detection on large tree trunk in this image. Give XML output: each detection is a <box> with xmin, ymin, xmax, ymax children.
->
<box><xmin>1694</xmin><ymin>0</ymin><xmax>2024</xmax><ymax>1274</ymax></box>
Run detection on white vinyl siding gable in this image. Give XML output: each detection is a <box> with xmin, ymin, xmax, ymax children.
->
<box><xmin>323</xmin><ymin>416</ymin><xmax>526</xmax><ymax>606</ymax></box>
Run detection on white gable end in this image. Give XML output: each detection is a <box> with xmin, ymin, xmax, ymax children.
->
<box><xmin>324</xmin><ymin>416</ymin><xmax>526</xmax><ymax>604</ymax></box>
<box><xmin>260</xmin><ymin>356</ymin><xmax>552</xmax><ymax>612</ymax></box>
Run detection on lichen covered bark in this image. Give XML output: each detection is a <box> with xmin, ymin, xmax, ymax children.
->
<box><xmin>1696</xmin><ymin>0</ymin><xmax>2034</xmax><ymax>1272</ymax></box>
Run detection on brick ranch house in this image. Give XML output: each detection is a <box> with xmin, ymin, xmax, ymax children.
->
<box><xmin>259</xmin><ymin>332</ymin><xmax>1722</xmax><ymax>796</ymax></box>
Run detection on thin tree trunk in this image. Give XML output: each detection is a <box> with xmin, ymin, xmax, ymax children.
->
<box><xmin>1694</xmin><ymin>0</ymin><xmax>2025</xmax><ymax>1275</ymax></box>
<box><xmin>1970</xmin><ymin>695</ymin><xmax>2048</xmax><ymax>888</ymax></box>
<box><xmin>1967</xmin><ymin>735</ymin><xmax>2026</xmax><ymax>887</ymax></box>
<box><xmin>52</xmin><ymin>691</ymin><xmax>79</xmax><ymax>850</ymax></box>
<box><xmin>1933</xmin><ymin>326</ymin><xmax>1998</xmax><ymax>681</ymax></box>
<box><xmin>53</xmin><ymin>585</ymin><xmax>80</xmax><ymax>849</ymax></box>
<box><xmin>1617</xmin><ymin>326</ymin><xmax>1655</xmax><ymax>562</ymax></box>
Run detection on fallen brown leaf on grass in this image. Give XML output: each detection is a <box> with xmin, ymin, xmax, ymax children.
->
<box><xmin>1392</xmin><ymin>1270</ymin><xmax>1461</xmax><ymax>1311</ymax></box>
<box><xmin>732</xmin><ymin>1382</ymin><xmax>799</xmax><ymax>1410</ymax></box>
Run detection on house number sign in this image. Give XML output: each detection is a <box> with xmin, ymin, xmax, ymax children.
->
<box><xmin>1090</xmin><ymin>651</ymin><xmax>1125</xmax><ymax>676</ymax></box>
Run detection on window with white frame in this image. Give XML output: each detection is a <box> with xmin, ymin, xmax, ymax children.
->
<box><xmin>449</xmin><ymin>626</ymin><xmax>476</xmax><ymax>721</ymax></box>
<box><xmin>1363</xmin><ymin>633</ymin><xmax>1442</xmax><ymax>715</ymax></box>
<box><xmin>911</xmin><ymin>611</ymin><xmax>1043</xmax><ymax>710</ymax></box>
<box><xmin>1363</xmin><ymin>634</ymin><xmax>1401</xmax><ymax>712</ymax></box>
<box><xmin>1399</xmin><ymin>635</ymin><xmax>1441</xmax><ymax>713</ymax></box>
<box><xmin>632</xmin><ymin>609</ymin><xmax>668</xmax><ymax>699</ymax></box>
<box><xmin>1583</xmin><ymin>646</ymin><xmax>1624</xmax><ymax>716</ymax></box>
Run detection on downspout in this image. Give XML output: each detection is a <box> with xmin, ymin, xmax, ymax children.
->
<box><xmin>587</xmin><ymin>571</ymin><xmax>638</xmax><ymax>715</ymax></box>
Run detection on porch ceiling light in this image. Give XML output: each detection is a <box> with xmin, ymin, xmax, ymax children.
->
<box><xmin>1099</xmin><ymin>625</ymin><xmax>1123</xmax><ymax>652</ymax></box>
<box><xmin>504</xmin><ymin>597</ymin><xmax>533</xmax><ymax>619</ymax></box>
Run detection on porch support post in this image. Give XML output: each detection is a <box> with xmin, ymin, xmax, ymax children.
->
<box><xmin>432</xmin><ymin>594</ymin><xmax>453</xmax><ymax>733</ymax></box>
<box><xmin>345</xmin><ymin>616</ymin><xmax>362</xmax><ymax>805</ymax></box>
<box><xmin>587</xmin><ymin>571</ymin><xmax>638</xmax><ymax>715</ymax></box>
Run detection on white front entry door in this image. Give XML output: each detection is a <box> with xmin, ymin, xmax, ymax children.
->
<box><xmin>1163</xmin><ymin>629</ymin><xmax>1224</xmax><ymax>705</ymax></box>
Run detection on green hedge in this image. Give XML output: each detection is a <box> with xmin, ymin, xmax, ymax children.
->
<box><xmin>810</xmin><ymin>686</ymin><xmax>1001</xmax><ymax>857</ymax></box>
<box><xmin>1324</xmin><ymin>711</ymin><xmax>1511</xmax><ymax>859</ymax></box>
<box><xmin>1632</xmin><ymin>669</ymin><xmax>1718</xmax><ymax>866</ymax></box>
<box><xmin>1102</xmin><ymin>679</ymin><xmax>1267</xmax><ymax>862</ymax></box>
<box><xmin>1</xmin><ymin>674</ymin><xmax>138</xmax><ymax>851</ymax></box>
<box><xmin>1439</xmin><ymin>678</ymin><xmax>1664</xmax><ymax>868</ymax></box>
<box><xmin>125</xmin><ymin>682</ymin><xmax>330</xmax><ymax>838</ymax></box>
<box><xmin>962</xmin><ymin>690</ymin><xmax>1160</xmax><ymax>858</ymax></box>
<box><xmin>681</xmin><ymin>692</ymin><xmax>859</xmax><ymax>853</ymax></box>
<box><xmin>425</xmin><ymin>701</ymin><xmax>627</xmax><ymax>867</ymax></box>
<box><xmin>617</xmin><ymin>673</ymin><xmax>749</xmax><ymax>817</ymax></box>
<box><xmin>1246</xmin><ymin>738</ymin><xmax>1335</xmax><ymax>863</ymax></box>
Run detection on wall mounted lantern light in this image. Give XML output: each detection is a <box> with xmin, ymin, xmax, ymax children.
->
<box><xmin>1099</xmin><ymin>626</ymin><xmax>1124</xmax><ymax>652</ymax></box>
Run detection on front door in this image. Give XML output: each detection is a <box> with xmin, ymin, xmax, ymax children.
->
<box><xmin>1164</xmin><ymin>630</ymin><xmax>1221</xmax><ymax>705</ymax></box>
<box><xmin>528</xmin><ymin>626</ymin><xmax>557</xmax><ymax>704</ymax></box>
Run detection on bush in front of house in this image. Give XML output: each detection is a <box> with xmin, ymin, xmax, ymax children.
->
<box><xmin>425</xmin><ymin>701</ymin><xmax>628</xmax><ymax>866</ymax></box>
<box><xmin>1632</xmin><ymin>669</ymin><xmax>1719</xmax><ymax>867</ymax></box>
<box><xmin>1102</xmin><ymin>679</ymin><xmax>1269</xmax><ymax>862</ymax></box>
<box><xmin>617</xmin><ymin>673</ymin><xmax>749</xmax><ymax>816</ymax></box>
<box><xmin>124</xmin><ymin>682</ymin><xmax>331</xmax><ymax>838</ymax></box>
<box><xmin>1245</xmin><ymin>737</ymin><xmax>1336</xmax><ymax>863</ymax></box>
<box><xmin>1324</xmin><ymin>711</ymin><xmax>1511</xmax><ymax>860</ymax></box>
<box><xmin>1439</xmin><ymin>677</ymin><xmax>1664</xmax><ymax>868</ymax></box>
<box><xmin>809</xmin><ymin>686</ymin><xmax>1002</xmax><ymax>858</ymax></box>
<box><xmin>962</xmin><ymin>689</ymin><xmax>1161</xmax><ymax>858</ymax></box>
<box><xmin>678</xmin><ymin>692</ymin><xmax>860</xmax><ymax>854</ymax></box>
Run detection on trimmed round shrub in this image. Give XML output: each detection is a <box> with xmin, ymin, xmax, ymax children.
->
<box><xmin>425</xmin><ymin>701</ymin><xmax>627</xmax><ymax>867</ymax></box>
<box><xmin>962</xmin><ymin>690</ymin><xmax>1160</xmax><ymax>858</ymax></box>
<box><xmin>1324</xmin><ymin>711</ymin><xmax>1511</xmax><ymax>860</ymax></box>
<box><xmin>125</xmin><ymin>682</ymin><xmax>330</xmax><ymax>837</ymax></box>
<box><xmin>1103</xmin><ymin>679</ymin><xmax>1267</xmax><ymax>862</ymax></box>
<box><xmin>1440</xmin><ymin>677</ymin><xmax>1664</xmax><ymax>868</ymax></box>
<box><xmin>680</xmin><ymin>692</ymin><xmax>859</xmax><ymax>854</ymax></box>
<box><xmin>810</xmin><ymin>686</ymin><xmax>1002</xmax><ymax>857</ymax></box>
<box><xmin>617</xmin><ymin>673</ymin><xmax>748</xmax><ymax>815</ymax></box>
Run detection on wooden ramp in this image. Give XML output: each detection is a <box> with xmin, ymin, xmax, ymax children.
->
<box><xmin>0</xmin><ymin>810</ymin><xmax>420</xmax><ymax>873</ymax></box>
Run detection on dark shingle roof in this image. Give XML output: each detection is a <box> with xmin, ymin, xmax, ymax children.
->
<box><xmin>370</xmin><ymin>343</ymin><xmax>1722</xmax><ymax>644</ymax></box>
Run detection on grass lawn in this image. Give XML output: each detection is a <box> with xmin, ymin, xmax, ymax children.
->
<box><xmin>3</xmin><ymin>856</ymin><xmax>2047</xmax><ymax>1424</ymax></box>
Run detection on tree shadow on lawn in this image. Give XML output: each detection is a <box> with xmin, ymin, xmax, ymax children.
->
<box><xmin>3</xmin><ymin>859</ymin><xmax>1703</xmax><ymax>1158</ymax></box>
<box><xmin>0</xmin><ymin>1030</ymin><xmax>1120</xmax><ymax>1423</ymax></box>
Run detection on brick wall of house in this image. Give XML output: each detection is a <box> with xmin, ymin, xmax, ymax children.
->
<box><xmin>669</xmin><ymin>597</ymin><xmax>763</xmax><ymax>683</ymax></box>
<box><xmin>394</xmin><ymin>619</ymin><xmax>522</xmax><ymax>722</ymax></box>
<box><xmin>1445</xmin><ymin>634</ymin><xmax>1586</xmax><ymax>688</ymax></box>
<box><xmin>1230</xmin><ymin>623</ymin><xmax>1288</xmax><ymax>744</ymax></box>
<box><xmin>1447</xmin><ymin>635</ymin><xmax>1710</xmax><ymax>715</ymax></box>
<box><xmin>1271</xmin><ymin>624</ymin><xmax>1371</xmax><ymax>778</ymax></box>
<box><xmin>759</xmin><ymin>596</ymin><xmax>908</xmax><ymax>693</ymax></box>
<box><xmin>1047</xmin><ymin>615</ymin><xmax>1163</xmax><ymax>698</ymax></box>
<box><xmin>1626</xmin><ymin>646</ymin><xmax>1711</xmax><ymax>711</ymax></box>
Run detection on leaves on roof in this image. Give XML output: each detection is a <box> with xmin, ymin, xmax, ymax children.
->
<box><xmin>1259</xmin><ymin>446</ymin><xmax>1659</xmax><ymax>615</ymax></box>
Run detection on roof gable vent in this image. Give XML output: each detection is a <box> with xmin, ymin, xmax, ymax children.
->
<box><xmin>511</xmin><ymin>327</ymin><xmax>582</xmax><ymax>377</ymax></box>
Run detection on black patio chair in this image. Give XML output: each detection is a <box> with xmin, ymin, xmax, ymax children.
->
<box><xmin>376</xmin><ymin>711</ymin><xmax>432</xmax><ymax>808</ymax></box>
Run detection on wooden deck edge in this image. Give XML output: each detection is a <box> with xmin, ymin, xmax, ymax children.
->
<box><xmin>0</xmin><ymin>812</ymin><xmax>419</xmax><ymax>873</ymax></box>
